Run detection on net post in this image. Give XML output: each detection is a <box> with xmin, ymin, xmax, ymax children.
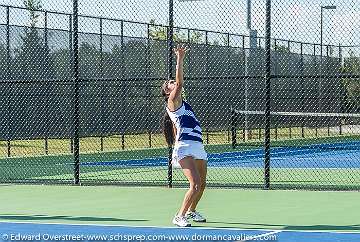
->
<box><xmin>264</xmin><ymin>0</ymin><xmax>271</xmax><ymax>190</ymax></box>
<box><xmin>231</xmin><ymin>107</ymin><xmax>237</xmax><ymax>148</ymax></box>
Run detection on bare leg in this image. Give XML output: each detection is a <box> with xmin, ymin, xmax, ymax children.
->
<box><xmin>177</xmin><ymin>156</ymin><xmax>201</xmax><ymax>216</ymax></box>
<box><xmin>189</xmin><ymin>159</ymin><xmax>207</xmax><ymax>212</ymax></box>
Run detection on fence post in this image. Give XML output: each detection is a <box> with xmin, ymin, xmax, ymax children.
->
<box><xmin>206</xmin><ymin>127</ymin><xmax>209</xmax><ymax>144</ymax></box>
<box><xmin>339</xmin><ymin>43</ymin><xmax>343</xmax><ymax>135</ymax></box>
<box><xmin>167</xmin><ymin>146</ymin><xmax>173</xmax><ymax>188</ymax></box>
<box><xmin>289</xmin><ymin>127</ymin><xmax>292</xmax><ymax>139</ymax></box>
<box><xmin>259</xmin><ymin>128</ymin><xmax>262</xmax><ymax>140</ymax></box>
<box><xmin>44</xmin><ymin>11</ymin><xmax>49</xmax><ymax>155</ymax></box>
<box><xmin>120</xmin><ymin>20</ymin><xmax>125</xmax><ymax>148</ymax></box>
<box><xmin>168</xmin><ymin>0</ymin><xmax>174</xmax><ymax>80</ymax></box>
<box><xmin>313</xmin><ymin>43</ymin><xmax>319</xmax><ymax>136</ymax></box>
<box><xmin>70</xmin><ymin>138</ymin><xmax>74</xmax><ymax>154</ymax></box>
<box><xmin>73</xmin><ymin>0</ymin><xmax>81</xmax><ymax>185</ymax></box>
<box><xmin>264</xmin><ymin>0</ymin><xmax>272</xmax><ymax>190</ymax></box>
<box><xmin>121</xmin><ymin>128</ymin><xmax>125</xmax><ymax>150</ymax></box>
<box><xmin>167</xmin><ymin>0</ymin><xmax>174</xmax><ymax>188</ymax></box>
<box><xmin>231</xmin><ymin>108</ymin><xmax>237</xmax><ymax>148</ymax></box>
<box><xmin>300</xmin><ymin>42</ymin><xmax>305</xmax><ymax>138</ymax></box>
<box><xmin>147</xmin><ymin>23</ymin><xmax>152</xmax><ymax>149</ymax></box>
<box><xmin>148</xmin><ymin>130</ymin><xmax>152</xmax><ymax>148</ymax></box>
<box><xmin>100</xmin><ymin>18</ymin><xmax>105</xmax><ymax>152</ymax></box>
<box><xmin>6</xmin><ymin>6</ymin><xmax>11</xmax><ymax>158</ymax></box>
<box><xmin>69</xmin><ymin>14</ymin><xmax>73</xmax><ymax>154</ymax></box>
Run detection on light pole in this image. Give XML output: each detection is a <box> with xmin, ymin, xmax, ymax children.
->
<box><xmin>321</xmin><ymin>5</ymin><xmax>336</xmax><ymax>62</ymax></box>
<box><xmin>319</xmin><ymin>5</ymin><xmax>336</xmax><ymax>112</ymax></box>
<box><xmin>245</xmin><ymin>0</ymin><xmax>257</xmax><ymax>142</ymax></box>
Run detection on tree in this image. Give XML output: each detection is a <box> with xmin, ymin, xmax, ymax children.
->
<box><xmin>24</xmin><ymin>0</ymin><xmax>42</xmax><ymax>28</ymax></box>
<box><xmin>79</xmin><ymin>42</ymin><xmax>101</xmax><ymax>79</ymax></box>
<box><xmin>272</xmin><ymin>43</ymin><xmax>293</xmax><ymax>76</ymax></box>
<box><xmin>0</xmin><ymin>44</ymin><xmax>7</xmax><ymax>79</ymax></box>
<box><xmin>13</xmin><ymin>0</ymin><xmax>54</xmax><ymax>80</ymax></box>
<box><xmin>342</xmin><ymin>50</ymin><xmax>360</xmax><ymax>111</ymax></box>
<box><xmin>273</xmin><ymin>43</ymin><xmax>290</xmax><ymax>53</ymax></box>
<box><xmin>9</xmin><ymin>0</ymin><xmax>56</xmax><ymax>141</ymax></box>
<box><xmin>149</xmin><ymin>19</ymin><xmax>203</xmax><ymax>43</ymax></box>
<box><xmin>52</xmin><ymin>48</ymin><xmax>72</xmax><ymax>79</ymax></box>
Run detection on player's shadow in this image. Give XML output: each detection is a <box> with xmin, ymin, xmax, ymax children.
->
<box><xmin>0</xmin><ymin>214</ymin><xmax>148</xmax><ymax>223</ymax></box>
<box><xmin>204</xmin><ymin>221</ymin><xmax>360</xmax><ymax>231</ymax></box>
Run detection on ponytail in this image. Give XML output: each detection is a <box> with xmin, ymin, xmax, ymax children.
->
<box><xmin>162</xmin><ymin>111</ymin><xmax>175</xmax><ymax>147</ymax></box>
<box><xmin>161</xmin><ymin>81</ymin><xmax>176</xmax><ymax>147</ymax></box>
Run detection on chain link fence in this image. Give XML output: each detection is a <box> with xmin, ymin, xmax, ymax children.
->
<box><xmin>0</xmin><ymin>0</ymin><xmax>359</xmax><ymax>189</ymax></box>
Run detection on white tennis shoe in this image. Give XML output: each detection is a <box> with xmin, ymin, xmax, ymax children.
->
<box><xmin>172</xmin><ymin>215</ymin><xmax>191</xmax><ymax>227</ymax></box>
<box><xmin>186</xmin><ymin>210</ymin><xmax>206</xmax><ymax>222</ymax></box>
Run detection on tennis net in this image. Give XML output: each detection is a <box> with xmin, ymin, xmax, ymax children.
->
<box><xmin>230</xmin><ymin>109</ymin><xmax>360</xmax><ymax>150</ymax></box>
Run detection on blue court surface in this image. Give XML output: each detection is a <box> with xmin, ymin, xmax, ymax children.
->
<box><xmin>1</xmin><ymin>222</ymin><xmax>360</xmax><ymax>242</ymax></box>
<box><xmin>82</xmin><ymin>141</ymin><xmax>360</xmax><ymax>169</ymax></box>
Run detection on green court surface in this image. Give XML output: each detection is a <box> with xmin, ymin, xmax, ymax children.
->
<box><xmin>0</xmin><ymin>185</ymin><xmax>359</xmax><ymax>232</ymax></box>
<box><xmin>1</xmin><ymin>134</ymin><xmax>359</xmax><ymax>190</ymax></box>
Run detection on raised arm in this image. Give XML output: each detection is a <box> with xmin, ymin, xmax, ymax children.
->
<box><xmin>167</xmin><ymin>45</ymin><xmax>189</xmax><ymax>111</ymax></box>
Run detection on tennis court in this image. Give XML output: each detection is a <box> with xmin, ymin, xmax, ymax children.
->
<box><xmin>1</xmin><ymin>222</ymin><xmax>360</xmax><ymax>242</ymax></box>
<box><xmin>75</xmin><ymin>134</ymin><xmax>359</xmax><ymax>188</ymax></box>
<box><xmin>1</xmin><ymin>133</ymin><xmax>359</xmax><ymax>189</ymax></box>
<box><xmin>82</xmin><ymin>140</ymin><xmax>360</xmax><ymax>169</ymax></box>
<box><xmin>1</xmin><ymin>0</ymin><xmax>360</xmax><ymax>241</ymax></box>
<box><xmin>0</xmin><ymin>186</ymin><xmax>360</xmax><ymax>241</ymax></box>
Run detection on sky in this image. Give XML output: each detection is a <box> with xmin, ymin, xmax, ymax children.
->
<box><xmin>0</xmin><ymin>0</ymin><xmax>359</xmax><ymax>55</ymax></box>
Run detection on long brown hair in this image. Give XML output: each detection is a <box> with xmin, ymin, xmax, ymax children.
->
<box><xmin>161</xmin><ymin>81</ymin><xmax>175</xmax><ymax>147</ymax></box>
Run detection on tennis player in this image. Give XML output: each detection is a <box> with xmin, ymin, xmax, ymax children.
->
<box><xmin>161</xmin><ymin>45</ymin><xmax>207</xmax><ymax>227</ymax></box>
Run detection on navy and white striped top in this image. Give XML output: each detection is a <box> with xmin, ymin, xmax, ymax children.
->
<box><xmin>166</xmin><ymin>101</ymin><xmax>203</xmax><ymax>143</ymax></box>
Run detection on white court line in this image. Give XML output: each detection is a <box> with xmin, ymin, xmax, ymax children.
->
<box><xmin>236</xmin><ymin>230</ymin><xmax>281</xmax><ymax>242</ymax></box>
<box><xmin>0</xmin><ymin>221</ymin><xmax>277</xmax><ymax>232</ymax></box>
<box><xmin>0</xmin><ymin>221</ymin><xmax>359</xmax><ymax>234</ymax></box>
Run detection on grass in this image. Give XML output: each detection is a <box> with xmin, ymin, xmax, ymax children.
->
<box><xmin>0</xmin><ymin>127</ymin><xmax>359</xmax><ymax>189</ymax></box>
<box><xmin>0</xmin><ymin>125</ymin><xmax>357</xmax><ymax>157</ymax></box>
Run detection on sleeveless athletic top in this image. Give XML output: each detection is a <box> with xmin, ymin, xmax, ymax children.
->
<box><xmin>166</xmin><ymin>101</ymin><xmax>203</xmax><ymax>143</ymax></box>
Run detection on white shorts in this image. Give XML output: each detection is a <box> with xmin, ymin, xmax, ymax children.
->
<box><xmin>172</xmin><ymin>140</ymin><xmax>208</xmax><ymax>168</ymax></box>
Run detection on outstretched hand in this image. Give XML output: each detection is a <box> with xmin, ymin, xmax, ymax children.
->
<box><xmin>174</xmin><ymin>45</ymin><xmax>189</xmax><ymax>60</ymax></box>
